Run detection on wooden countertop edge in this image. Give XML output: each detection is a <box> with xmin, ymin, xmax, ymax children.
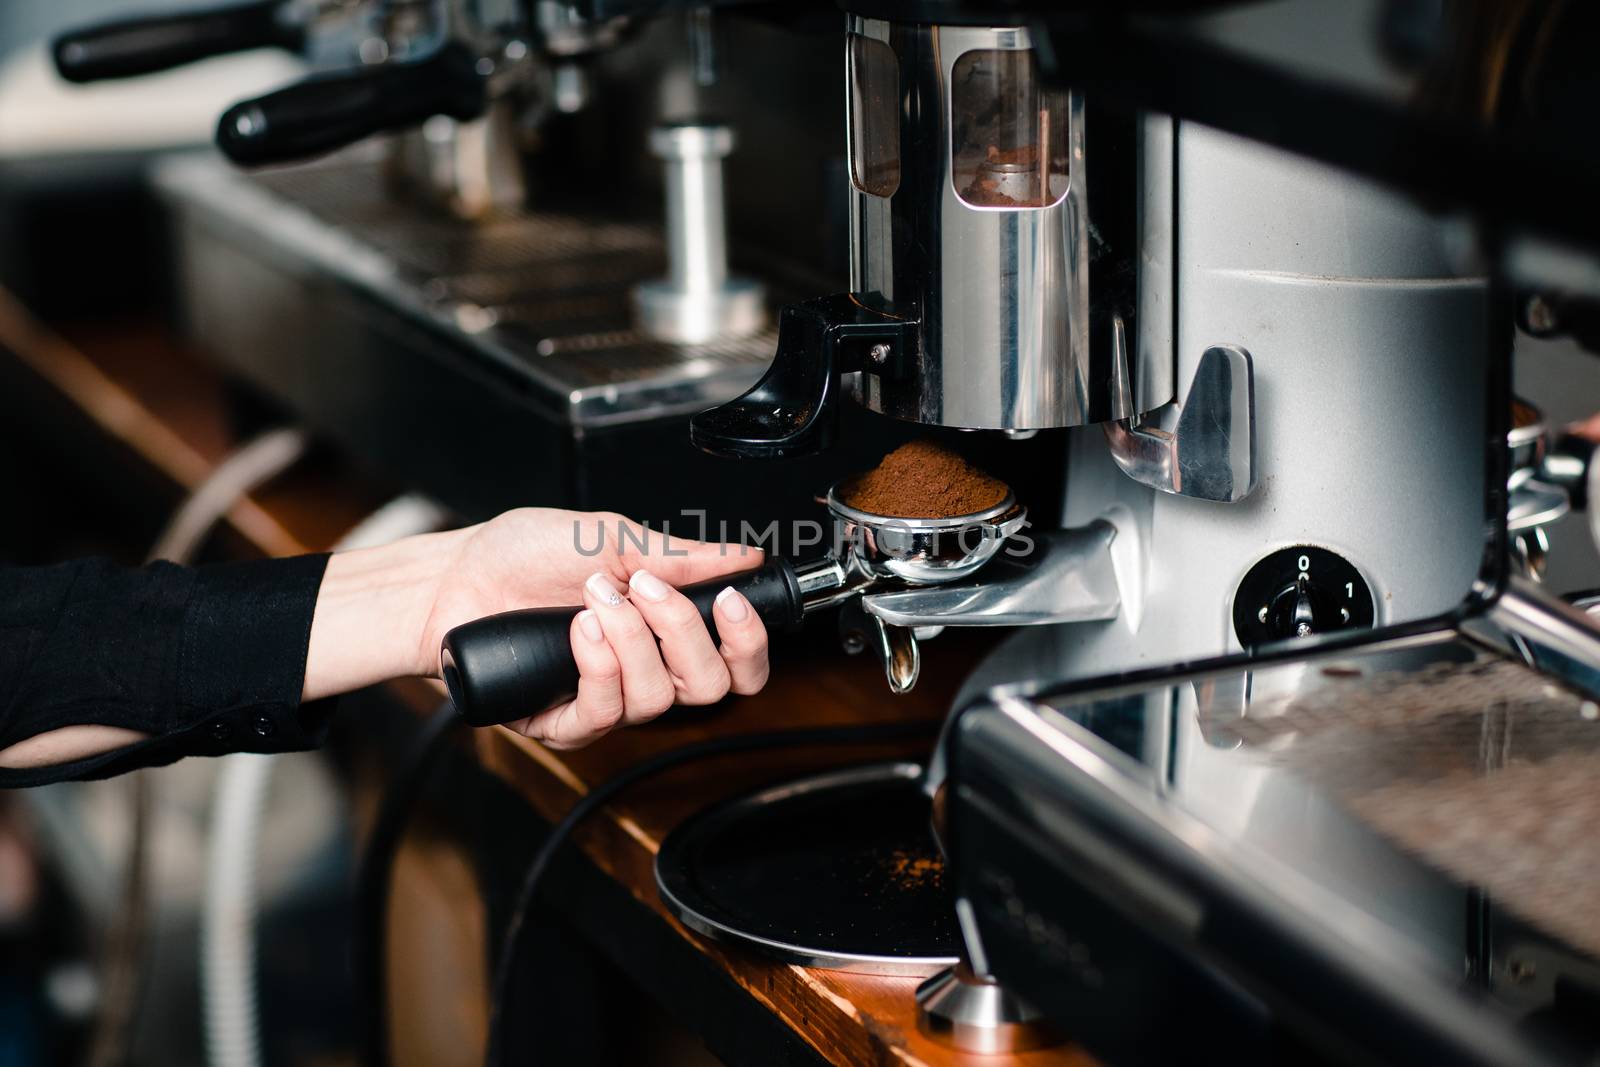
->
<box><xmin>0</xmin><ymin>289</ymin><xmax>314</xmax><ymax>559</ymax></box>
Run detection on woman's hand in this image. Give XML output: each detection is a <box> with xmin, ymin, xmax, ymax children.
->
<box><xmin>304</xmin><ymin>509</ymin><xmax>771</xmax><ymax>748</ymax></box>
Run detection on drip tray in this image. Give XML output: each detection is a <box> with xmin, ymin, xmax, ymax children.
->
<box><xmin>655</xmin><ymin>761</ymin><xmax>960</xmax><ymax>976</ymax></box>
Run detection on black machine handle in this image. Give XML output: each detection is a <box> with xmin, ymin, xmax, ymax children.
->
<box><xmin>54</xmin><ymin>1</ymin><xmax>305</xmax><ymax>83</ymax></box>
<box><xmin>215</xmin><ymin>43</ymin><xmax>488</xmax><ymax>166</ymax></box>
<box><xmin>688</xmin><ymin>293</ymin><xmax>918</xmax><ymax>459</ymax></box>
<box><xmin>442</xmin><ymin>560</ymin><xmax>806</xmax><ymax>727</ymax></box>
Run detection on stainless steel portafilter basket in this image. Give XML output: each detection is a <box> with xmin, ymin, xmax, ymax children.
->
<box><xmin>823</xmin><ymin>486</ymin><xmax>1028</xmax><ymax>585</ymax></box>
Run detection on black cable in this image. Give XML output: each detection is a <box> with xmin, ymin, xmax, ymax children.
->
<box><xmin>483</xmin><ymin>718</ymin><xmax>940</xmax><ymax>1067</ymax></box>
<box><xmin>357</xmin><ymin>701</ymin><xmax>463</xmax><ymax>1067</ymax></box>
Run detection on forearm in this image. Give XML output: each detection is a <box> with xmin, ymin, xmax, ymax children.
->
<box><xmin>301</xmin><ymin>528</ymin><xmax>460</xmax><ymax>701</ymax></box>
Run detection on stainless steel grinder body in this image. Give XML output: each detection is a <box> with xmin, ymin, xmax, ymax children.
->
<box><xmin>844</xmin><ymin>18</ymin><xmax>1171</xmax><ymax>430</ymax></box>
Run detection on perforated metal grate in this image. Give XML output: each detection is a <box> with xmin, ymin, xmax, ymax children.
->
<box><xmin>228</xmin><ymin>156</ymin><xmax>773</xmax><ymax>418</ymax></box>
<box><xmin>1214</xmin><ymin>658</ymin><xmax>1600</xmax><ymax>960</ymax></box>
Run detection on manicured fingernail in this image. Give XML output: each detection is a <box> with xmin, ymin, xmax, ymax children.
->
<box><xmin>576</xmin><ymin>609</ymin><xmax>604</xmax><ymax>642</ymax></box>
<box><xmin>716</xmin><ymin>586</ymin><xmax>749</xmax><ymax>622</ymax></box>
<box><xmin>629</xmin><ymin>569</ymin><xmax>670</xmax><ymax>602</ymax></box>
<box><xmin>586</xmin><ymin>572</ymin><xmax>623</xmax><ymax>607</ymax></box>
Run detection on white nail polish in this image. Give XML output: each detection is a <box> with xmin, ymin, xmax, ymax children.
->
<box><xmin>716</xmin><ymin>586</ymin><xmax>749</xmax><ymax>622</ymax></box>
<box><xmin>586</xmin><ymin>572</ymin><xmax>623</xmax><ymax>607</ymax></box>
<box><xmin>630</xmin><ymin>570</ymin><xmax>671</xmax><ymax>602</ymax></box>
<box><xmin>577</xmin><ymin>610</ymin><xmax>604</xmax><ymax>642</ymax></box>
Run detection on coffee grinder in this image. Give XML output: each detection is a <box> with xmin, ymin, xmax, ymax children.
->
<box><xmin>671</xmin><ymin>2</ymin><xmax>1530</xmax><ymax>1055</ymax></box>
<box><xmin>439</xmin><ymin>2</ymin><xmax>1545</xmax><ymax>1054</ymax></box>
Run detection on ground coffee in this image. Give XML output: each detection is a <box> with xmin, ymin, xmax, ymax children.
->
<box><xmin>838</xmin><ymin>441</ymin><xmax>1009</xmax><ymax>518</ymax></box>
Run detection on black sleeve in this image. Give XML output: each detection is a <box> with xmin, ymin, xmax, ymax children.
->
<box><xmin>0</xmin><ymin>553</ymin><xmax>334</xmax><ymax>787</ymax></box>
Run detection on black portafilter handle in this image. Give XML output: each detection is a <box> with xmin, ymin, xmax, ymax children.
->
<box><xmin>442</xmin><ymin>560</ymin><xmax>806</xmax><ymax>727</ymax></box>
<box><xmin>689</xmin><ymin>293</ymin><xmax>919</xmax><ymax>459</ymax></box>
<box><xmin>216</xmin><ymin>43</ymin><xmax>487</xmax><ymax>166</ymax></box>
<box><xmin>54</xmin><ymin>1</ymin><xmax>304</xmax><ymax>84</ymax></box>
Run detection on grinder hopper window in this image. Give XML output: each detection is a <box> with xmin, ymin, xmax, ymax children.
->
<box><xmin>951</xmin><ymin>48</ymin><xmax>1068</xmax><ymax>209</ymax></box>
<box><xmin>848</xmin><ymin>34</ymin><xmax>901</xmax><ymax>198</ymax></box>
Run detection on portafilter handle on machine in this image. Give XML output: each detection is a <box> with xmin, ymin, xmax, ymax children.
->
<box><xmin>215</xmin><ymin>41</ymin><xmax>490</xmax><ymax>165</ymax></box>
<box><xmin>52</xmin><ymin>0</ymin><xmax>313</xmax><ymax>83</ymax></box>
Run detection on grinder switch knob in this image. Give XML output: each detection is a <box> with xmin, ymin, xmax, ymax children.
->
<box><xmin>441</xmin><ymin>560</ymin><xmax>805</xmax><ymax>727</ymax></box>
<box><xmin>1266</xmin><ymin>574</ymin><xmax>1343</xmax><ymax>640</ymax></box>
<box><xmin>1232</xmin><ymin>545</ymin><xmax>1376</xmax><ymax>648</ymax></box>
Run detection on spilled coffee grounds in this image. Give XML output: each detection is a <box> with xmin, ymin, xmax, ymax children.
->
<box><xmin>838</xmin><ymin>441</ymin><xmax>1009</xmax><ymax>518</ymax></box>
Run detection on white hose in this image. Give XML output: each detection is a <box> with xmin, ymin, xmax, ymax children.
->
<box><xmin>148</xmin><ymin>428</ymin><xmax>312</xmax><ymax>567</ymax></box>
<box><xmin>201</xmin><ymin>492</ymin><xmax>451</xmax><ymax>1067</ymax></box>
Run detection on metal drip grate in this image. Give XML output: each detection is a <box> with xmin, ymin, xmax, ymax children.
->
<box><xmin>1212</xmin><ymin>658</ymin><xmax>1600</xmax><ymax>961</ymax></box>
<box><xmin>181</xmin><ymin>153</ymin><xmax>774</xmax><ymax>424</ymax></box>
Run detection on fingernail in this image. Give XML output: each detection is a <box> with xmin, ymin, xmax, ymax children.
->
<box><xmin>586</xmin><ymin>572</ymin><xmax>623</xmax><ymax>607</ymax></box>
<box><xmin>577</xmin><ymin>609</ymin><xmax>604</xmax><ymax>642</ymax></box>
<box><xmin>629</xmin><ymin>569</ymin><xmax>671</xmax><ymax>602</ymax></box>
<box><xmin>716</xmin><ymin>586</ymin><xmax>749</xmax><ymax>622</ymax></box>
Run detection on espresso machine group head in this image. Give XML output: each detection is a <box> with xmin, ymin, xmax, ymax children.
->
<box><xmin>50</xmin><ymin>0</ymin><xmax>636</xmax><ymax>216</ymax></box>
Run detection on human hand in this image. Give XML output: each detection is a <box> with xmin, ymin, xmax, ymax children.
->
<box><xmin>305</xmin><ymin>509</ymin><xmax>770</xmax><ymax>748</ymax></box>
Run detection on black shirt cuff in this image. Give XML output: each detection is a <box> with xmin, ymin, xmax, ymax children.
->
<box><xmin>0</xmin><ymin>553</ymin><xmax>334</xmax><ymax>786</ymax></box>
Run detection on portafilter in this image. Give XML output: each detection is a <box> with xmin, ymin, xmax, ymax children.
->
<box><xmin>441</xmin><ymin>488</ymin><xmax>1026</xmax><ymax>726</ymax></box>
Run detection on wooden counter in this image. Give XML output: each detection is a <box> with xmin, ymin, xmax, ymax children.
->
<box><xmin>0</xmin><ymin>290</ymin><xmax>1095</xmax><ymax>1067</ymax></box>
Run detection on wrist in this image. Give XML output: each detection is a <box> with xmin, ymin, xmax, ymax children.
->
<box><xmin>302</xmin><ymin>529</ymin><xmax>463</xmax><ymax>701</ymax></box>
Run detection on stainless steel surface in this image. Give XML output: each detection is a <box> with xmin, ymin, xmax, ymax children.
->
<box><xmin>937</xmin><ymin>641</ymin><xmax>1577</xmax><ymax>1066</ymax></box>
<box><xmin>915</xmin><ymin>963</ymin><xmax>1060</xmax><ymax>1054</ymax></box>
<box><xmin>759</xmin><ymin>484</ymin><xmax>1042</xmax><ymax>692</ymax></box>
<box><xmin>1539</xmin><ymin>449</ymin><xmax>1587</xmax><ymax>496</ymax></box>
<box><xmin>844</xmin><ymin>19</ymin><xmax>1169</xmax><ymax>430</ymax></box>
<box><xmin>958</xmin><ymin>124</ymin><xmax>1490</xmax><ymax>710</ymax></box>
<box><xmin>1508</xmin><ymin>398</ymin><xmax>1548</xmax><ymax>491</ymax></box>
<box><xmin>1104</xmin><ymin>340</ymin><xmax>1259</xmax><ymax>503</ymax></box>
<box><xmin>1509</xmin><ymin>481</ymin><xmax>1571</xmax><ymax>534</ymax></box>
<box><xmin>861</xmin><ymin>522</ymin><xmax>1121</xmax><ymax>628</ymax></box>
<box><xmin>1464</xmin><ymin>575</ymin><xmax>1600</xmax><ymax>699</ymax></box>
<box><xmin>154</xmin><ymin>151</ymin><xmax>776</xmax><ymax>427</ymax></box>
<box><xmin>790</xmin><ymin>554</ymin><xmax>854</xmax><ymax>610</ymax></box>
<box><xmin>867</xmin><ymin>611</ymin><xmax>920</xmax><ymax>694</ymax></box>
<box><xmin>1505</xmin><ymin>399</ymin><xmax>1572</xmax><ymax>580</ymax></box>
<box><xmin>1592</xmin><ymin>459</ymin><xmax>1600</xmax><ymax>556</ymax></box>
<box><xmin>631</xmin><ymin>123</ymin><xmax>767</xmax><ymax>344</ymax></box>
<box><xmin>390</xmin><ymin>98</ymin><xmax>526</xmax><ymax>220</ymax></box>
<box><xmin>654</xmin><ymin>762</ymin><xmax>960</xmax><ymax>977</ymax></box>
<box><xmin>825</xmin><ymin>486</ymin><xmax>1027</xmax><ymax>585</ymax></box>
<box><xmin>533</xmin><ymin>0</ymin><xmax>627</xmax><ymax>57</ymax></box>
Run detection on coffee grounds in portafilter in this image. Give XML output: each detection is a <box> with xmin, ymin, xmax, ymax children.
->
<box><xmin>838</xmin><ymin>441</ymin><xmax>1010</xmax><ymax>519</ymax></box>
